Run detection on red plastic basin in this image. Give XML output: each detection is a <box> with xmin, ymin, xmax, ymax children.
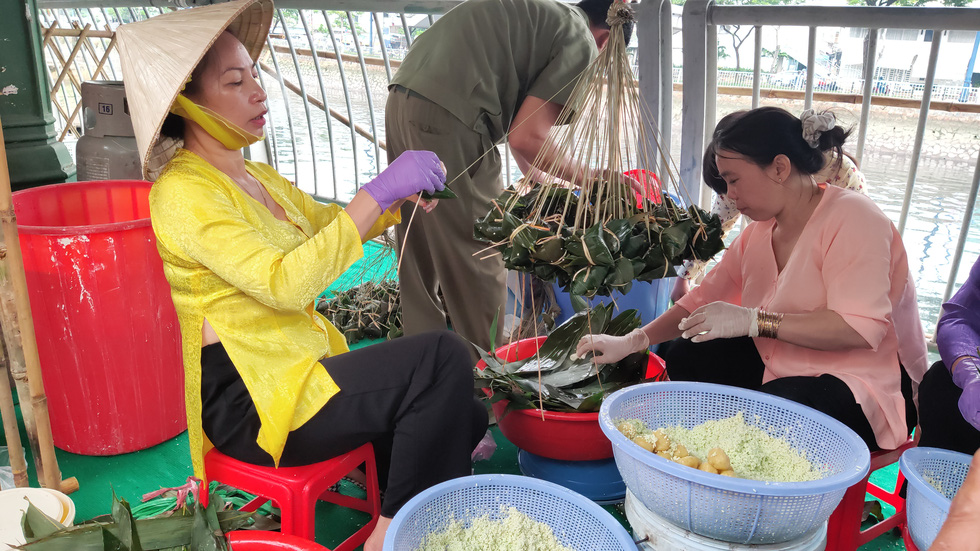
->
<box><xmin>477</xmin><ymin>336</ymin><xmax>665</xmax><ymax>461</ymax></box>
<box><xmin>227</xmin><ymin>531</ymin><xmax>328</xmax><ymax>550</ymax></box>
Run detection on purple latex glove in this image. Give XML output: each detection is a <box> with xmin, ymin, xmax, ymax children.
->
<box><xmin>952</xmin><ymin>356</ymin><xmax>980</xmax><ymax>431</ymax></box>
<box><xmin>361</xmin><ymin>151</ymin><xmax>445</xmax><ymax>212</ymax></box>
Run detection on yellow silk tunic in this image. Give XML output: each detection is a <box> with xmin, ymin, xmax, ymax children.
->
<box><xmin>149</xmin><ymin>149</ymin><xmax>400</xmax><ymax>478</ymax></box>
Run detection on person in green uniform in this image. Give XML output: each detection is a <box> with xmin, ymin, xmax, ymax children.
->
<box><xmin>385</xmin><ymin>0</ymin><xmax>633</xmax><ymax>355</ymax></box>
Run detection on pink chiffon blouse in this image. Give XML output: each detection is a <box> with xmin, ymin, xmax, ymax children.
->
<box><xmin>676</xmin><ymin>185</ymin><xmax>928</xmax><ymax>449</ymax></box>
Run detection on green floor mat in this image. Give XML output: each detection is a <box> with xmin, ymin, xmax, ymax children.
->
<box><xmin>322</xmin><ymin>239</ymin><xmax>397</xmax><ymax>298</ymax></box>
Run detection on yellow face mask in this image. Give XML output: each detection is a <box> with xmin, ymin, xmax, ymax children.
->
<box><xmin>170</xmin><ymin>93</ymin><xmax>265</xmax><ymax>150</ymax></box>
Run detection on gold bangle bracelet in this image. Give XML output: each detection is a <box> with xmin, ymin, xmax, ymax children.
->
<box><xmin>756</xmin><ymin>310</ymin><xmax>784</xmax><ymax>340</ymax></box>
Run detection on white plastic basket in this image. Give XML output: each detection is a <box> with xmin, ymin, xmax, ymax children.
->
<box><xmin>900</xmin><ymin>447</ymin><xmax>972</xmax><ymax>551</ymax></box>
<box><xmin>383</xmin><ymin>474</ymin><xmax>636</xmax><ymax>550</ymax></box>
<box><xmin>599</xmin><ymin>382</ymin><xmax>871</xmax><ymax>545</ymax></box>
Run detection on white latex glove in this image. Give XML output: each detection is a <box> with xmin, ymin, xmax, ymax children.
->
<box><xmin>575</xmin><ymin>328</ymin><xmax>650</xmax><ymax>365</ymax></box>
<box><xmin>679</xmin><ymin>301</ymin><xmax>759</xmax><ymax>343</ymax></box>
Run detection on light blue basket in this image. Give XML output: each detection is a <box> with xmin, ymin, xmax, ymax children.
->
<box><xmin>383</xmin><ymin>474</ymin><xmax>636</xmax><ymax>551</ymax></box>
<box><xmin>599</xmin><ymin>381</ymin><xmax>871</xmax><ymax>545</ymax></box>
<box><xmin>900</xmin><ymin>447</ymin><xmax>972</xmax><ymax>551</ymax></box>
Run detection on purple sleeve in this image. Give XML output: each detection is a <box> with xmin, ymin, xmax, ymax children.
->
<box><xmin>936</xmin><ymin>256</ymin><xmax>980</xmax><ymax>366</ymax></box>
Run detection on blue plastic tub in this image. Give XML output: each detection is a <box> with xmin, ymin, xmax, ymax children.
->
<box><xmin>552</xmin><ymin>278</ymin><xmax>674</xmax><ymax>327</ymax></box>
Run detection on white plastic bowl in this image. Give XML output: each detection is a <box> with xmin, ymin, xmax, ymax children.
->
<box><xmin>0</xmin><ymin>487</ymin><xmax>74</xmax><ymax>550</ymax></box>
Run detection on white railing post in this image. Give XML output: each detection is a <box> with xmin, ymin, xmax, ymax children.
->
<box><xmin>680</xmin><ymin>0</ymin><xmax>710</xmax><ymax>207</ymax></box>
<box><xmin>898</xmin><ymin>30</ymin><xmax>943</xmax><ymax>236</ymax></box>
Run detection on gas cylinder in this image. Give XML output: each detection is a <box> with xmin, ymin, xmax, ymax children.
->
<box><xmin>76</xmin><ymin>81</ymin><xmax>142</xmax><ymax>181</ymax></box>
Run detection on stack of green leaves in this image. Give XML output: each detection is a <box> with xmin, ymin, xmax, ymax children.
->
<box><xmin>474</xmin><ymin>182</ymin><xmax>724</xmax><ymax>299</ymax></box>
<box><xmin>475</xmin><ymin>303</ymin><xmax>662</xmax><ymax>414</ymax></box>
<box><xmin>316</xmin><ymin>279</ymin><xmax>402</xmax><ymax>344</ymax></box>
<box><xmin>18</xmin><ymin>491</ymin><xmax>253</xmax><ymax>550</ymax></box>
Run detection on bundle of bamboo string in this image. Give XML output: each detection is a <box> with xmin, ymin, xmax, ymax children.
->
<box><xmin>474</xmin><ymin>1</ymin><xmax>723</xmax><ymax>302</ymax></box>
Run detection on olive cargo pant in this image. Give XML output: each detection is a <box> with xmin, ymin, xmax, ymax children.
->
<box><xmin>385</xmin><ymin>86</ymin><xmax>506</xmax><ymax>355</ymax></box>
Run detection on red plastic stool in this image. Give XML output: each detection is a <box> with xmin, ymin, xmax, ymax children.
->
<box><xmin>901</xmin><ymin>523</ymin><xmax>921</xmax><ymax>551</ymax></box>
<box><xmin>227</xmin><ymin>530</ymin><xmax>329</xmax><ymax>550</ymax></box>
<box><xmin>204</xmin><ymin>443</ymin><xmax>381</xmax><ymax>551</ymax></box>
<box><xmin>825</xmin><ymin>434</ymin><xmax>917</xmax><ymax>551</ymax></box>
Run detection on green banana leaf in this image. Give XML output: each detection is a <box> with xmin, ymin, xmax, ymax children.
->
<box><xmin>603</xmin><ymin>219</ymin><xmax>632</xmax><ymax>255</ymax></box>
<box><xmin>422</xmin><ymin>187</ymin><xmax>458</xmax><ymax>200</ymax></box>
<box><xmin>570</xmin><ymin>265</ymin><xmax>609</xmax><ymax>297</ymax></box>
<box><xmin>636</xmin><ymin>243</ymin><xmax>669</xmax><ymax>281</ymax></box>
<box><xmin>532</xmin><ymin>235</ymin><xmax>565</xmax><ymax>263</ymax></box>
<box><xmin>511</xmin><ymin>224</ymin><xmax>541</xmax><ymax>250</ymax></box>
<box><xmin>619</xmin><ymin>231</ymin><xmax>648</xmax><ymax>259</ymax></box>
<box><xmin>582</xmin><ymin>224</ymin><xmax>615</xmax><ymax>266</ymax></box>
<box><xmin>533</xmin><ymin>263</ymin><xmax>561</xmax><ymax>281</ymax></box>
<box><xmin>19</xmin><ymin>503</ymin><xmax>252</xmax><ymax>551</ymax></box>
<box><xmin>660</xmin><ymin>218</ymin><xmax>692</xmax><ymax>262</ymax></box>
<box><xmin>603</xmin><ymin>256</ymin><xmax>635</xmax><ymax>291</ymax></box>
<box><xmin>474</xmin><ymin>305</ymin><xmax>646</xmax><ymax>413</ymax></box>
<box><xmin>569</xmin><ymin>293</ymin><xmax>589</xmax><ymax>313</ymax></box>
<box><xmin>473</xmin><ymin>209</ymin><xmax>507</xmax><ymax>242</ymax></box>
<box><xmin>21</xmin><ymin>502</ymin><xmax>64</xmax><ymax>540</ymax></box>
<box><xmin>688</xmin><ymin>208</ymin><xmax>725</xmax><ymax>261</ymax></box>
<box><xmin>504</xmin><ymin>244</ymin><xmax>533</xmax><ymax>269</ymax></box>
<box><xmin>535</xmin><ymin>360</ymin><xmax>601</xmax><ymax>387</ymax></box>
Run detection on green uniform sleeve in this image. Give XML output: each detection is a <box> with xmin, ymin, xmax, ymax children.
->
<box><xmin>526</xmin><ymin>27</ymin><xmax>597</xmax><ymax>106</ymax></box>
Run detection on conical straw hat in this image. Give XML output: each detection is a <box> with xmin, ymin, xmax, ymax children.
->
<box><xmin>116</xmin><ymin>0</ymin><xmax>274</xmax><ymax>180</ymax></box>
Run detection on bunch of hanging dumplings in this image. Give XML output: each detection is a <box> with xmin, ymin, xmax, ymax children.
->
<box><xmin>474</xmin><ymin>1</ymin><xmax>723</xmax><ymax>299</ymax></box>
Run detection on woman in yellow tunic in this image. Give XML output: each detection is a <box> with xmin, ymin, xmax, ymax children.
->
<box><xmin>116</xmin><ymin>1</ymin><xmax>488</xmax><ymax>548</ymax></box>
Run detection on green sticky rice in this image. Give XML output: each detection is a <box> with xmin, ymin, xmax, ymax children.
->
<box><xmin>416</xmin><ymin>506</ymin><xmax>574</xmax><ymax>551</ymax></box>
<box><xmin>618</xmin><ymin>412</ymin><xmax>825</xmax><ymax>482</ymax></box>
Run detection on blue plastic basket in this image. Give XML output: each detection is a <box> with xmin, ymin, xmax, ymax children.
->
<box><xmin>383</xmin><ymin>474</ymin><xmax>636</xmax><ymax>551</ymax></box>
<box><xmin>900</xmin><ymin>447</ymin><xmax>972</xmax><ymax>551</ymax></box>
<box><xmin>599</xmin><ymin>382</ymin><xmax>871</xmax><ymax>545</ymax></box>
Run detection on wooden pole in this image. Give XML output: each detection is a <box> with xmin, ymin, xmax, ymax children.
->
<box><xmin>0</xmin><ymin>116</ymin><xmax>77</xmax><ymax>494</ymax></box>
<box><xmin>0</xmin><ymin>334</ymin><xmax>29</xmax><ymax>487</ymax></box>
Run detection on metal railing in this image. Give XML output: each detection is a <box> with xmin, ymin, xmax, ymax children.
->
<box><xmin>36</xmin><ymin>0</ymin><xmax>675</xmax><ymax>205</ymax></box>
<box><xmin>705</xmin><ymin>70</ymin><xmax>980</xmax><ymax>103</ymax></box>
<box><xmin>32</xmin><ymin>0</ymin><xmax>980</xmax><ymax>336</ymax></box>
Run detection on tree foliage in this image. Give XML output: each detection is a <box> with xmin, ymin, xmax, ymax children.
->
<box><xmin>672</xmin><ymin>0</ymin><xmax>803</xmax><ymax>70</ymax></box>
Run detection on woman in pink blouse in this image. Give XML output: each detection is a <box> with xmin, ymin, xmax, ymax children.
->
<box><xmin>578</xmin><ymin>107</ymin><xmax>928</xmax><ymax>451</ymax></box>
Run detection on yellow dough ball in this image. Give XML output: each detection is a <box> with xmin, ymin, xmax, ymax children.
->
<box><xmin>652</xmin><ymin>430</ymin><xmax>671</xmax><ymax>451</ymax></box>
<box><xmin>674</xmin><ymin>455</ymin><xmax>700</xmax><ymax>469</ymax></box>
<box><xmin>719</xmin><ymin>469</ymin><xmax>737</xmax><ymax>477</ymax></box>
<box><xmin>617</xmin><ymin>422</ymin><xmax>637</xmax><ymax>440</ymax></box>
<box><xmin>698</xmin><ymin>462</ymin><xmax>720</xmax><ymax>474</ymax></box>
<box><xmin>673</xmin><ymin>444</ymin><xmax>689</xmax><ymax>458</ymax></box>
<box><xmin>707</xmin><ymin>448</ymin><xmax>732</xmax><ymax>471</ymax></box>
<box><xmin>656</xmin><ymin>450</ymin><xmax>672</xmax><ymax>459</ymax></box>
<box><xmin>632</xmin><ymin>435</ymin><xmax>655</xmax><ymax>452</ymax></box>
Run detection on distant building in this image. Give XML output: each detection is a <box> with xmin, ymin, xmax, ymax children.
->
<box><xmin>838</xmin><ymin>28</ymin><xmax>979</xmax><ymax>87</ymax></box>
<box><xmin>668</xmin><ymin>2</ymin><xmax>980</xmax><ymax>89</ymax></box>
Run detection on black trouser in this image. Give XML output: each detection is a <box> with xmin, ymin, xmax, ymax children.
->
<box><xmin>657</xmin><ymin>336</ymin><xmax>916</xmax><ymax>452</ymax></box>
<box><xmin>200</xmin><ymin>330</ymin><xmax>488</xmax><ymax>517</ymax></box>
<box><xmin>918</xmin><ymin>360</ymin><xmax>980</xmax><ymax>455</ymax></box>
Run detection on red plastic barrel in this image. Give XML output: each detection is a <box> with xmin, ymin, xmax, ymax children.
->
<box><xmin>13</xmin><ymin>180</ymin><xmax>185</xmax><ymax>455</ymax></box>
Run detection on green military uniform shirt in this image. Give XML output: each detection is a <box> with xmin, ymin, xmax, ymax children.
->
<box><xmin>390</xmin><ymin>0</ymin><xmax>597</xmax><ymax>143</ymax></box>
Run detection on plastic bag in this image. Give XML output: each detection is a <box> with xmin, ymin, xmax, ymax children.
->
<box><xmin>0</xmin><ymin>447</ymin><xmax>14</xmax><ymax>490</ymax></box>
<box><xmin>470</xmin><ymin>430</ymin><xmax>497</xmax><ymax>462</ymax></box>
